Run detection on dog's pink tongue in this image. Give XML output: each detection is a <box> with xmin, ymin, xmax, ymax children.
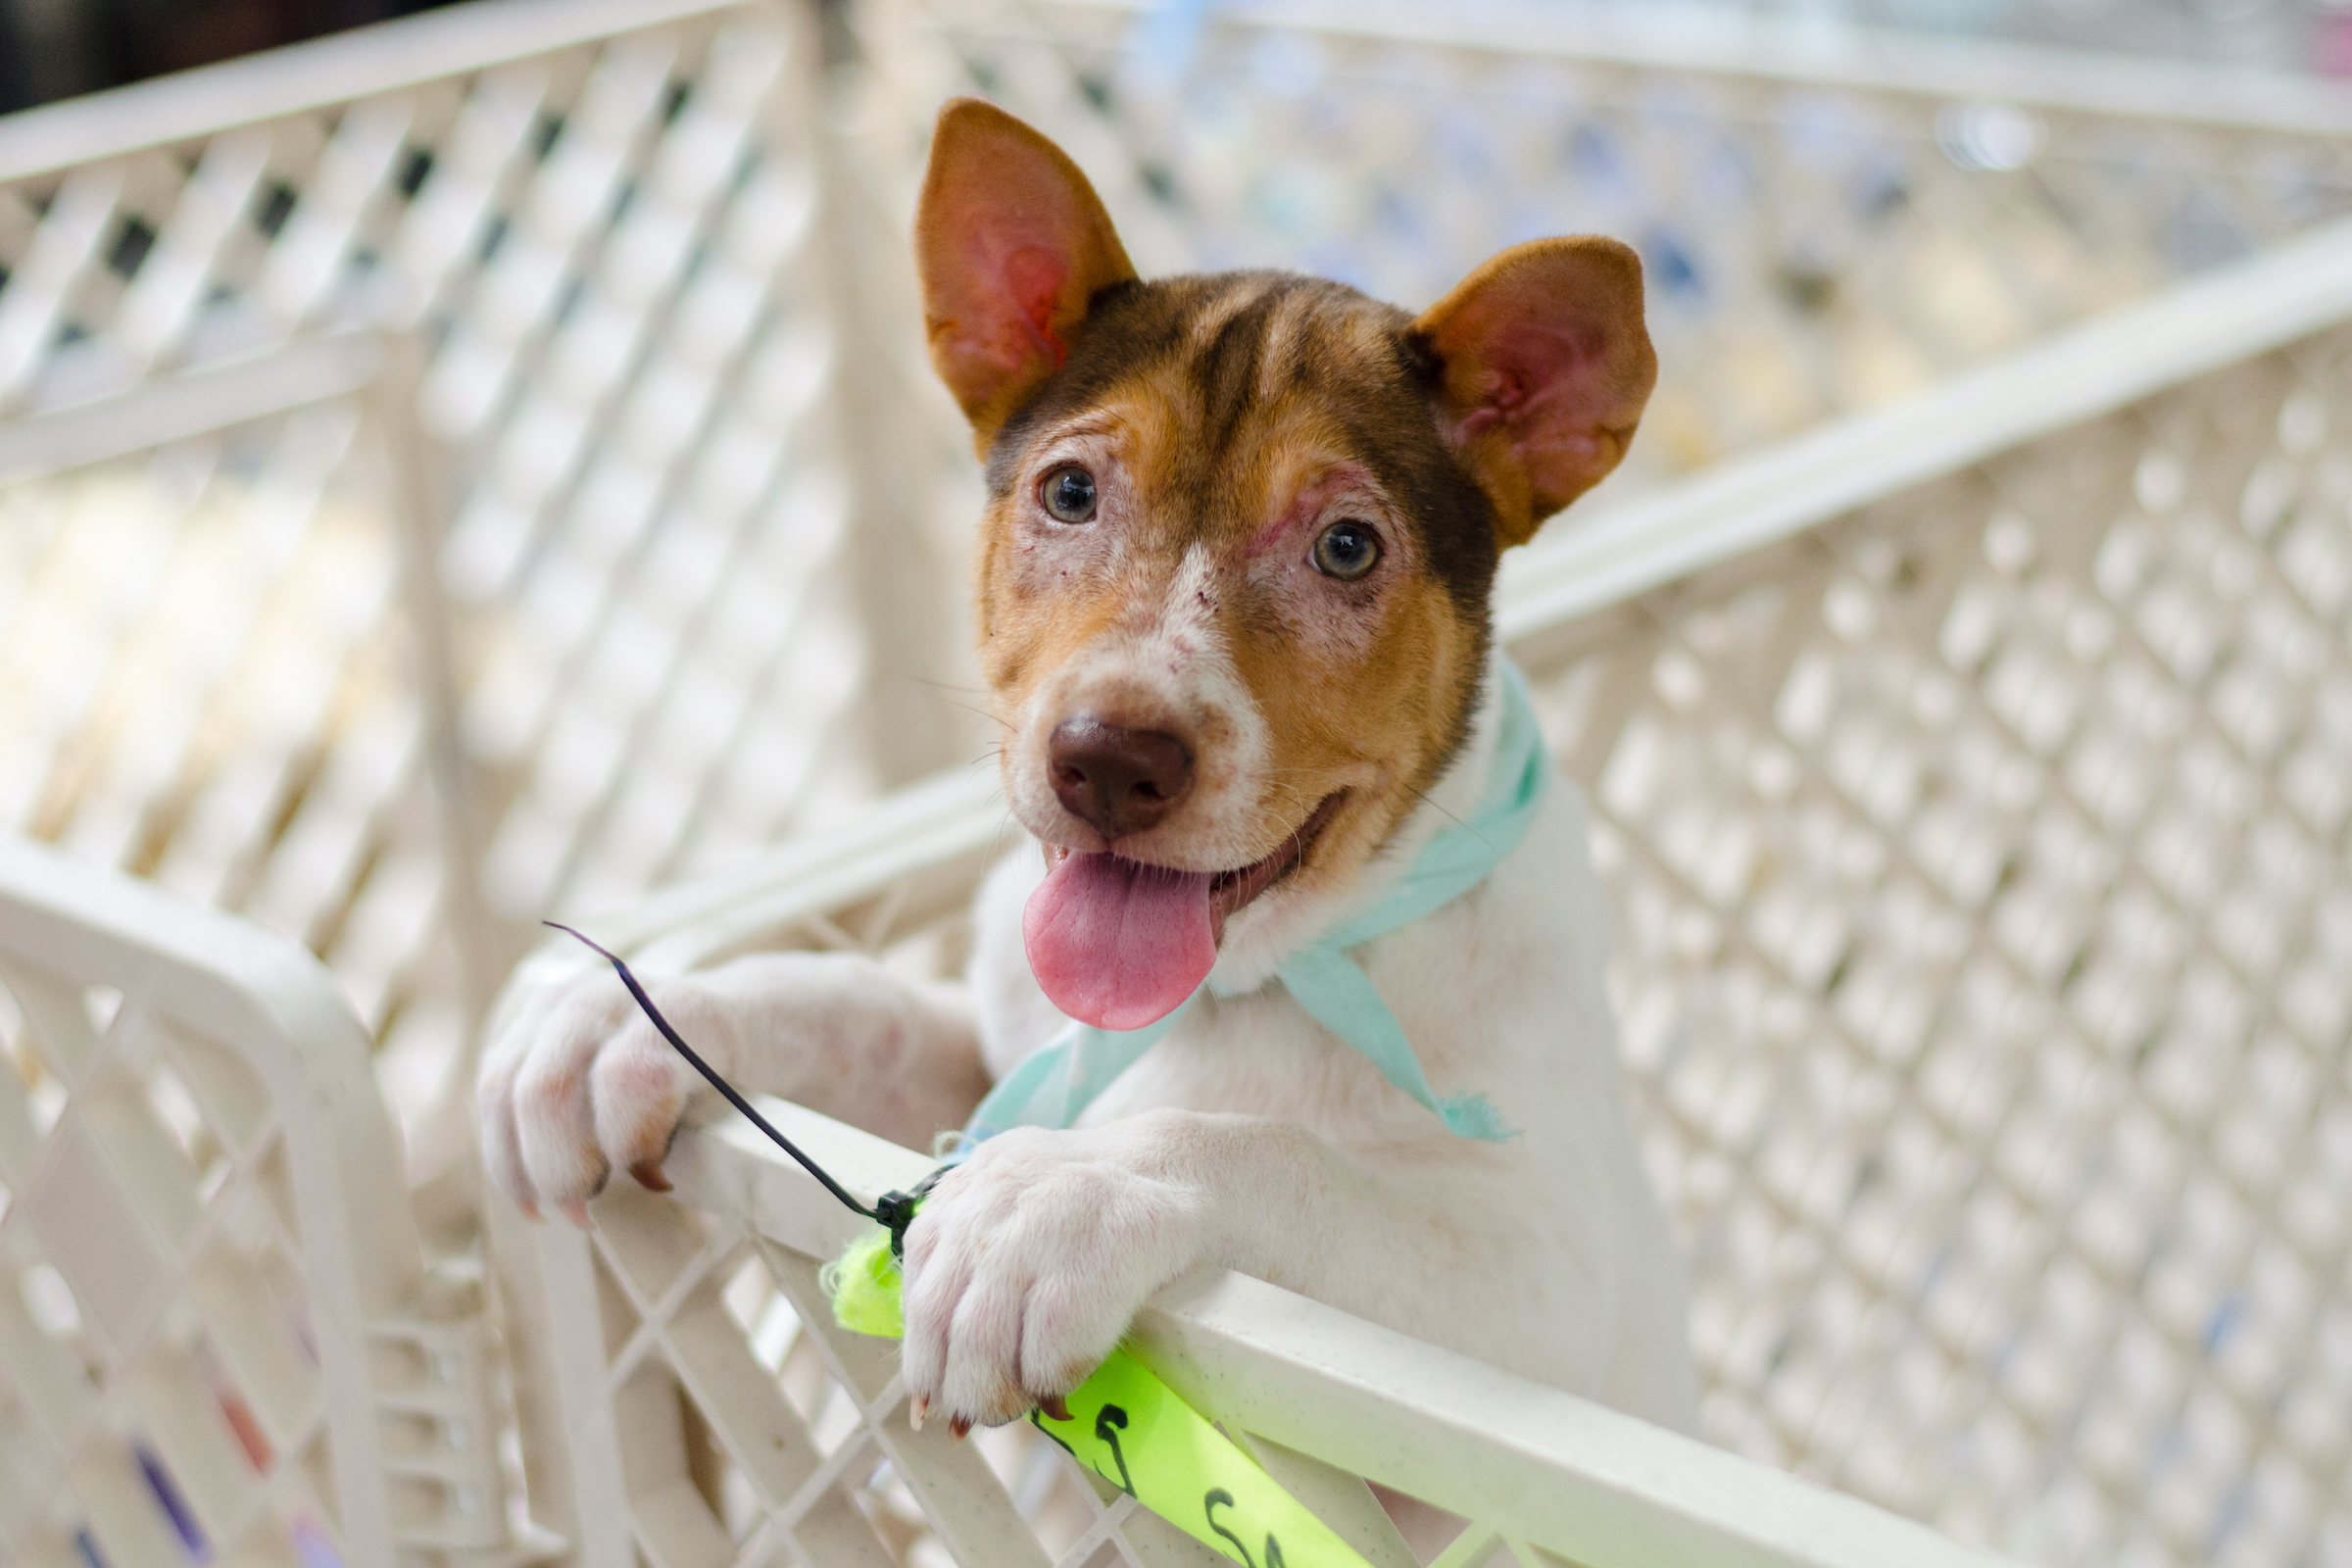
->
<box><xmin>1024</xmin><ymin>853</ymin><xmax>1216</xmax><ymax>1030</ymax></box>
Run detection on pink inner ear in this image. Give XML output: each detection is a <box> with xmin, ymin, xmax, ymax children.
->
<box><xmin>1456</xmin><ymin>318</ymin><xmax>1615</xmax><ymax>472</ymax></box>
<box><xmin>1459</xmin><ymin>319</ymin><xmax>1603</xmax><ymax>431</ymax></box>
<box><xmin>947</xmin><ymin>231</ymin><xmax>1073</xmax><ymax>377</ymax></box>
<box><xmin>1002</xmin><ymin>245</ymin><xmax>1072</xmax><ymax>368</ymax></box>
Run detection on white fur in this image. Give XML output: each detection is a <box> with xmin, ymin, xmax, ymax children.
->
<box><xmin>478</xmin><ymin>656</ymin><xmax>1700</xmax><ymax>1435</ymax></box>
<box><xmin>1004</xmin><ymin>539</ymin><xmax>1277</xmax><ymax>871</ymax></box>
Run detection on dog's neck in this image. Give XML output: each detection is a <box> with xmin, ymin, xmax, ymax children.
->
<box><xmin>1204</xmin><ymin>652</ymin><xmax>1508</xmax><ymax>995</ymax></box>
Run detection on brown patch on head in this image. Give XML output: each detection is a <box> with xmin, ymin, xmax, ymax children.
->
<box><xmin>991</xmin><ymin>271</ymin><xmax>1504</xmax><ymax>623</ymax></box>
<box><xmin>914</xmin><ymin>104</ymin><xmax>1652</xmax><ymax>936</ymax></box>
<box><xmin>969</xmin><ymin>272</ymin><xmax>1498</xmax><ymax>899</ymax></box>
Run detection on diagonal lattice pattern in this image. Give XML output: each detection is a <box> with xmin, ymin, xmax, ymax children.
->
<box><xmin>0</xmin><ymin>399</ymin><xmax>466</xmax><ymax>1110</ymax></box>
<box><xmin>503</xmin><ymin>302</ymin><xmax>2352</xmax><ymax>1566</ymax></box>
<box><xmin>1523</xmin><ymin>319</ymin><xmax>2352</xmax><ymax>1568</ymax></box>
<box><xmin>0</xmin><ymin>968</ymin><xmax>352</xmax><ymax>1568</ymax></box>
<box><xmin>6</xmin><ymin>0</ymin><xmax>2352</xmax><ymax>1138</ymax></box>
<box><xmin>514</xmin><ymin>1020</ymin><xmax>2006</xmax><ymax>1568</ymax></box>
<box><xmin>859</xmin><ymin>0</ymin><xmax>2352</xmax><ymax>491</ymax></box>
<box><xmin>0</xmin><ymin>2</ymin><xmax>974</xmax><ymax>1115</ymax></box>
<box><xmin>573</xmin><ymin>1179</ymin><xmax>1221</xmax><ymax>1568</ymax></box>
<box><xmin>0</xmin><ymin>850</ymin><xmax>509</xmax><ymax>1568</ymax></box>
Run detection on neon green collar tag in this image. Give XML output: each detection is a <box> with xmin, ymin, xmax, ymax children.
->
<box><xmin>828</xmin><ymin>1230</ymin><xmax>1374</xmax><ymax>1568</ymax></box>
<box><xmin>548</xmin><ymin>930</ymin><xmax>1378</xmax><ymax>1566</ymax></box>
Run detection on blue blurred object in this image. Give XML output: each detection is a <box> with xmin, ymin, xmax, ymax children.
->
<box><xmin>1124</xmin><ymin>0</ymin><xmax>1222</xmax><ymax>91</ymax></box>
<box><xmin>290</xmin><ymin>1515</ymin><xmax>346</xmax><ymax>1568</ymax></box>
<box><xmin>1642</xmin><ymin>224</ymin><xmax>1707</xmax><ymax>303</ymax></box>
<box><xmin>134</xmin><ymin>1444</ymin><xmax>210</xmax><ymax>1562</ymax></box>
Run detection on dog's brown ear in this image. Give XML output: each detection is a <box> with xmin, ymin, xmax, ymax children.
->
<box><xmin>916</xmin><ymin>99</ymin><xmax>1137</xmax><ymax>448</ymax></box>
<box><xmin>1414</xmin><ymin>237</ymin><xmax>1656</xmax><ymax>546</ymax></box>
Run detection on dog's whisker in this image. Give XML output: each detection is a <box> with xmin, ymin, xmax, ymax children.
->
<box><xmin>1401</xmin><ymin>780</ymin><xmax>1494</xmax><ymax>852</ymax></box>
<box><xmin>876</xmin><ymin>665</ymin><xmax>1000</xmax><ymax>702</ymax></box>
<box><xmin>937</xmin><ymin>697</ymin><xmax>1012</xmax><ymax>731</ymax></box>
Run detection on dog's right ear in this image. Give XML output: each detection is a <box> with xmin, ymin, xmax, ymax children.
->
<box><xmin>916</xmin><ymin>99</ymin><xmax>1136</xmax><ymax>450</ymax></box>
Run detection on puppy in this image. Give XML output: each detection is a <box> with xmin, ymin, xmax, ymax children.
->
<box><xmin>478</xmin><ymin>99</ymin><xmax>1700</xmax><ymax>1444</ymax></box>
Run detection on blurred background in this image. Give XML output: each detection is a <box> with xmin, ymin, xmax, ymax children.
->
<box><xmin>3</xmin><ymin>2</ymin><xmax>2352</xmax><ymax>1563</ymax></box>
<box><xmin>4</xmin><ymin>0</ymin><xmax>2350</xmax><ymax>1125</ymax></box>
<box><xmin>6</xmin><ymin>0</ymin><xmax>2352</xmax><ymax>112</ymax></box>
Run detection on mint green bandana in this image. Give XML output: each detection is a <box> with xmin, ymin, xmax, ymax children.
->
<box><xmin>964</xmin><ymin>659</ymin><xmax>1549</xmax><ymax>1148</ymax></box>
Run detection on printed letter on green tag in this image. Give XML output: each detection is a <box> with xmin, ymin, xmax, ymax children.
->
<box><xmin>830</xmin><ymin>1229</ymin><xmax>1371</xmax><ymax>1567</ymax></box>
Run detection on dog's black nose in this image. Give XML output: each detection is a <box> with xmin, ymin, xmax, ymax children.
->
<box><xmin>1050</xmin><ymin>717</ymin><xmax>1193</xmax><ymax>841</ymax></box>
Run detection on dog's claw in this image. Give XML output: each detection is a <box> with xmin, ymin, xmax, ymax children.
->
<box><xmin>1038</xmin><ymin>1394</ymin><xmax>1071</xmax><ymax>1422</ymax></box>
<box><xmin>559</xmin><ymin>1199</ymin><xmax>592</xmax><ymax>1229</ymax></box>
<box><xmin>629</xmin><ymin>1159</ymin><xmax>672</xmax><ymax>1193</ymax></box>
<box><xmin>907</xmin><ymin>1396</ymin><xmax>928</xmax><ymax>1432</ymax></box>
<box><xmin>950</xmin><ymin>1415</ymin><xmax>972</xmax><ymax>1441</ymax></box>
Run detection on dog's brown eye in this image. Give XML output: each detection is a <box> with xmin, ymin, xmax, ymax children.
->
<box><xmin>1312</xmin><ymin>520</ymin><xmax>1381</xmax><ymax>580</ymax></box>
<box><xmin>1041</xmin><ymin>466</ymin><xmax>1098</xmax><ymax>523</ymax></box>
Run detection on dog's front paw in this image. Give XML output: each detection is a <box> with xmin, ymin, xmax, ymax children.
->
<box><xmin>477</xmin><ymin>965</ymin><xmax>751</xmax><ymax>1224</ymax></box>
<box><xmin>901</xmin><ymin>1119</ymin><xmax>1211</xmax><ymax>1431</ymax></box>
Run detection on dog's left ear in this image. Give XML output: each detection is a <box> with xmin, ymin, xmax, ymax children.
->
<box><xmin>1413</xmin><ymin>237</ymin><xmax>1656</xmax><ymax>547</ymax></box>
<box><xmin>916</xmin><ymin>98</ymin><xmax>1138</xmax><ymax>450</ymax></box>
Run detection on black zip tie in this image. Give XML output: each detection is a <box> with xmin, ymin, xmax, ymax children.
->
<box><xmin>545</xmin><ymin>923</ymin><xmax>936</xmax><ymax>1258</ymax></box>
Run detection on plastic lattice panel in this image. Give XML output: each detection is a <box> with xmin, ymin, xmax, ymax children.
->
<box><xmin>0</xmin><ymin>2</ymin><xmax>975</xmax><ymax>1106</ymax></box>
<box><xmin>0</xmin><ymin>402</ymin><xmax>462</xmax><ymax>1105</ymax></box>
<box><xmin>859</xmin><ymin>0</ymin><xmax>2352</xmax><ymax>491</ymax></box>
<box><xmin>543</xmin><ymin>311</ymin><xmax>2352</xmax><ymax>1567</ymax></box>
<box><xmin>9</xmin><ymin>0</ymin><xmax>2352</xmax><ymax>1122</ymax></box>
<box><xmin>406</xmin><ymin>12</ymin><xmax>974</xmax><ymax>911</ymax></box>
<box><xmin>574</xmin><ymin>1180</ymin><xmax>1223</xmax><ymax>1568</ymax></box>
<box><xmin>1524</xmin><ymin>322</ymin><xmax>2352</xmax><ymax>1567</ymax></box>
<box><xmin>0</xmin><ymin>832</ymin><xmax>511</xmax><ymax>1568</ymax></box>
<box><xmin>0</xmin><ymin>964</ymin><xmax>353</xmax><ymax>1568</ymax></box>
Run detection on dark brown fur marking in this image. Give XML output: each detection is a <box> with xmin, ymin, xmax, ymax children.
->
<box><xmin>922</xmin><ymin>101</ymin><xmax>1651</xmax><ymax>909</ymax></box>
<box><xmin>987</xmin><ymin>269</ymin><xmax>1501</xmax><ymax>653</ymax></box>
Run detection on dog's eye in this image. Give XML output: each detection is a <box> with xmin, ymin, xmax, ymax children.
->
<box><xmin>1311</xmin><ymin>520</ymin><xmax>1382</xmax><ymax>581</ymax></box>
<box><xmin>1040</xmin><ymin>466</ymin><xmax>1098</xmax><ymax>523</ymax></box>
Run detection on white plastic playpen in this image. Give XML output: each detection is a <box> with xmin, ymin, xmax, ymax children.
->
<box><xmin>0</xmin><ymin>2</ymin><xmax>2347</xmax><ymax>1566</ymax></box>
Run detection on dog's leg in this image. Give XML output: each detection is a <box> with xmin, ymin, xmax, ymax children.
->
<box><xmin>898</xmin><ymin>1107</ymin><xmax>1604</xmax><ymax>1430</ymax></box>
<box><xmin>478</xmin><ymin>954</ymin><xmax>987</xmax><ymax>1221</ymax></box>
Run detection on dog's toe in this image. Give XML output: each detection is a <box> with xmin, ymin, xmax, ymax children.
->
<box><xmin>477</xmin><ymin>966</ymin><xmax>750</xmax><ymax>1221</ymax></box>
<box><xmin>899</xmin><ymin>1124</ymin><xmax>1211</xmax><ymax>1428</ymax></box>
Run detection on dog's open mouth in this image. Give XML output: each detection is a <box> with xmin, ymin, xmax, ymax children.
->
<box><xmin>1026</xmin><ymin>793</ymin><xmax>1346</xmax><ymax>1031</ymax></box>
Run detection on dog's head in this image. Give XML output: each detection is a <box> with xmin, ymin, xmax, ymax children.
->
<box><xmin>917</xmin><ymin>100</ymin><xmax>1653</xmax><ymax>1030</ymax></box>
